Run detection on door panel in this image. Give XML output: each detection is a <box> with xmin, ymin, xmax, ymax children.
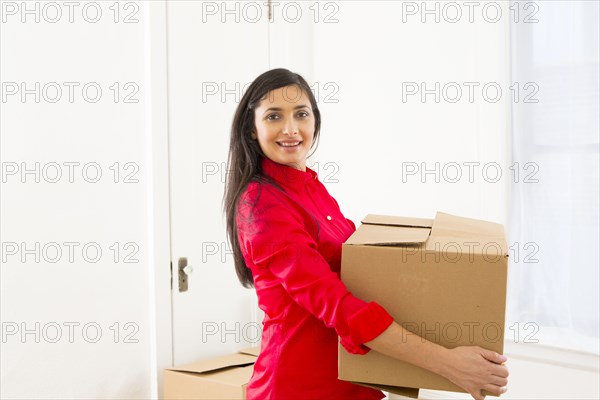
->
<box><xmin>166</xmin><ymin>0</ymin><xmax>269</xmax><ymax>365</ymax></box>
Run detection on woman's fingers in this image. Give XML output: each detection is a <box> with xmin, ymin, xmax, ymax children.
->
<box><xmin>488</xmin><ymin>374</ymin><xmax>509</xmax><ymax>387</ymax></box>
<box><xmin>445</xmin><ymin>346</ymin><xmax>510</xmax><ymax>400</ymax></box>
<box><xmin>480</xmin><ymin>349</ymin><xmax>508</xmax><ymax>364</ymax></box>
<box><xmin>491</xmin><ymin>362</ymin><xmax>510</xmax><ymax>378</ymax></box>
<box><xmin>483</xmin><ymin>383</ymin><xmax>508</xmax><ymax>396</ymax></box>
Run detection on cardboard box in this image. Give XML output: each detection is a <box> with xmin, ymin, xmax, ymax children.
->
<box><xmin>164</xmin><ymin>347</ymin><xmax>259</xmax><ymax>399</ymax></box>
<box><xmin>339</xmin><ymin>212</ymin><xmax>508</xmax><ymax>397</ymax></box>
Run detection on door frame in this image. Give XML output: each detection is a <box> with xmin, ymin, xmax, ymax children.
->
<box><xmin>146</xmin><ymin>1</ymin><xmax>173</xmax><ymax>398</ymax></box>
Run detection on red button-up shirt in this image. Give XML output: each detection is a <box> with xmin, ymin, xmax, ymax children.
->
<box><xmin>237</xmin><ymin>157</ymin><xmax>394</xmax><ymax>400</ymax></box>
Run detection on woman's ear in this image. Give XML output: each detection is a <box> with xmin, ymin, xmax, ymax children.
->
<box><xmin>251</xmin><ymin>131</ymin><xmax>257</xmax><ymax>140</ymax></box>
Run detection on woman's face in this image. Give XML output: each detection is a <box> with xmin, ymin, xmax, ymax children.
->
<box><xmin>253</xmin><ymin>85</ymin><xmax>315</xmax><ymax>171</ymax></box>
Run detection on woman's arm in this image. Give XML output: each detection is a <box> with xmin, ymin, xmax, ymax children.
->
<box><xmin>236</xmin><ymin>185</ymin><xmax>394</xmax><ymax>354</ymax></box>
<box><xmin>364</xmin><ymin>321</ymin><xmax>509</xmax><ymax>400</ymax></box>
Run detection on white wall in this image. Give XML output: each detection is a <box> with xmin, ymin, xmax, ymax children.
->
<box><xmin>0</xmin><ymin>1</ymin><xmax>158</xmax><ymax>398</ymax></box>
<box><xmin>310</xmin><ymin>1</ymin><xmax>511</xmax><ymax>227</ymax></box>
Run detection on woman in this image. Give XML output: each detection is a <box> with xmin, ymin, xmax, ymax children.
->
<box><xmin>224</xmin><ymin>68</ymin><xmax>509</xmax><ymax>400</ymax></box>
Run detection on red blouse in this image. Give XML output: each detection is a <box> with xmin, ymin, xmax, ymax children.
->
<box><xmin>236</xmin><ymin>157</ymin><xmax>394</xmax><ymax>400</ymax></box>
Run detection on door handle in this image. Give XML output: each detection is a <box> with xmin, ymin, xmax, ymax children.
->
<box><xmin>178</xmin><ymin>257</ymin><xmax>193</xmax><ymax>292</ymax></box>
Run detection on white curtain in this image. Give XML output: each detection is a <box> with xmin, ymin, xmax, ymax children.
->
<box><xmin>508</xmin><ymin>0</ymin><xmax>599</xmax><ymax>353</ymax></box>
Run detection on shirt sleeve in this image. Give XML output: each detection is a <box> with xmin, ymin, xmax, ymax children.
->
<box><xmin>237</xmin><ymin>184</ymin><xmax>394</xmax><ymax>354</ymax></box>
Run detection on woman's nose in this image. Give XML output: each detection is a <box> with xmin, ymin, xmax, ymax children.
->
<box><xmin>282</xmin><ymin>119</ymin><xmax>298</xmax><ymax>135</ymax></box>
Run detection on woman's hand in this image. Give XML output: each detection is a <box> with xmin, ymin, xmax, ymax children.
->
<box><xmin>365</xmin><ymin>323</ymin><xmax>509</xmax><ymax>400</ymax></box>
<box><xmin>440</xmin><ymin>346</ymin><xmax>509</xmax><ymax>400</ymax></box>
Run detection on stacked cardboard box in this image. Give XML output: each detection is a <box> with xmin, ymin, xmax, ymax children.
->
<box><xmin>164</xmin><ymin>347</ymin><xmax>259</xmax><ymax>399</ymax></box>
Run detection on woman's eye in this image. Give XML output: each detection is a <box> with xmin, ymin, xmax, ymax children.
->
<box><xmin>266</xmin><ymin>111</ymin><xmax>308</xmax><ymax>120</ymax></box>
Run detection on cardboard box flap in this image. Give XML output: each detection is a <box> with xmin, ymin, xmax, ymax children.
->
<box><xmin>346</xmin><ymin>223</ymin><xmax>431</xmax><ymax>246</ymax></box>
<box><xmin>430</xmin><ymin>212</ymin><xmax>508</xmax><ymax>255</ymax></box>
<box><xmin>238</xmin><ymin>347</ymin><xmax>260</xmax><ymax>357</ymax></box>
<box><xmin>166</xmin><ymin>353</ymin><xmax>256</xmax><ymax>375</ymax></box>
<box><xmin>361</xmin><ymin>214</ymin><xmax>433</xmax><ymax>228</ymax></box>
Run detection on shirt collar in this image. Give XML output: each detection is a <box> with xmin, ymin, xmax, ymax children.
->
<box><xmin>261</xmin><ymin>157</ymin><xmax>317</xmax><ymax>190</ymax></box>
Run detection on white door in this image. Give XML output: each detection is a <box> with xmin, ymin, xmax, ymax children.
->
<box><xmin>166</xmin><ymin>0</ymin><xmax>270</xmax><ymax>365</ymax></box>
<box><xmin>166</xmin><ymin>0</ymin><xmax>320</xmax><ymax>368</ymax></box>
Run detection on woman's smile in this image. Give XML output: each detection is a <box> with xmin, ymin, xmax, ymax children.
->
<box><xmin>276</xmin><ymin>139</ymin><xmax>303</xmax><ymax>151</ymax></box>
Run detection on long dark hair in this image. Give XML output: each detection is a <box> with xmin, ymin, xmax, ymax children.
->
<box><xmin>223</xmin><ymin>68</ymin><xmax>322</xmax><ymax>288</ymax></box>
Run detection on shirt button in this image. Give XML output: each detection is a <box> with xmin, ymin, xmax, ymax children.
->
<box><xmin>327</xmin><ymin>215</ymin><xmax>332</xmax><ymax>221</ymax></box>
